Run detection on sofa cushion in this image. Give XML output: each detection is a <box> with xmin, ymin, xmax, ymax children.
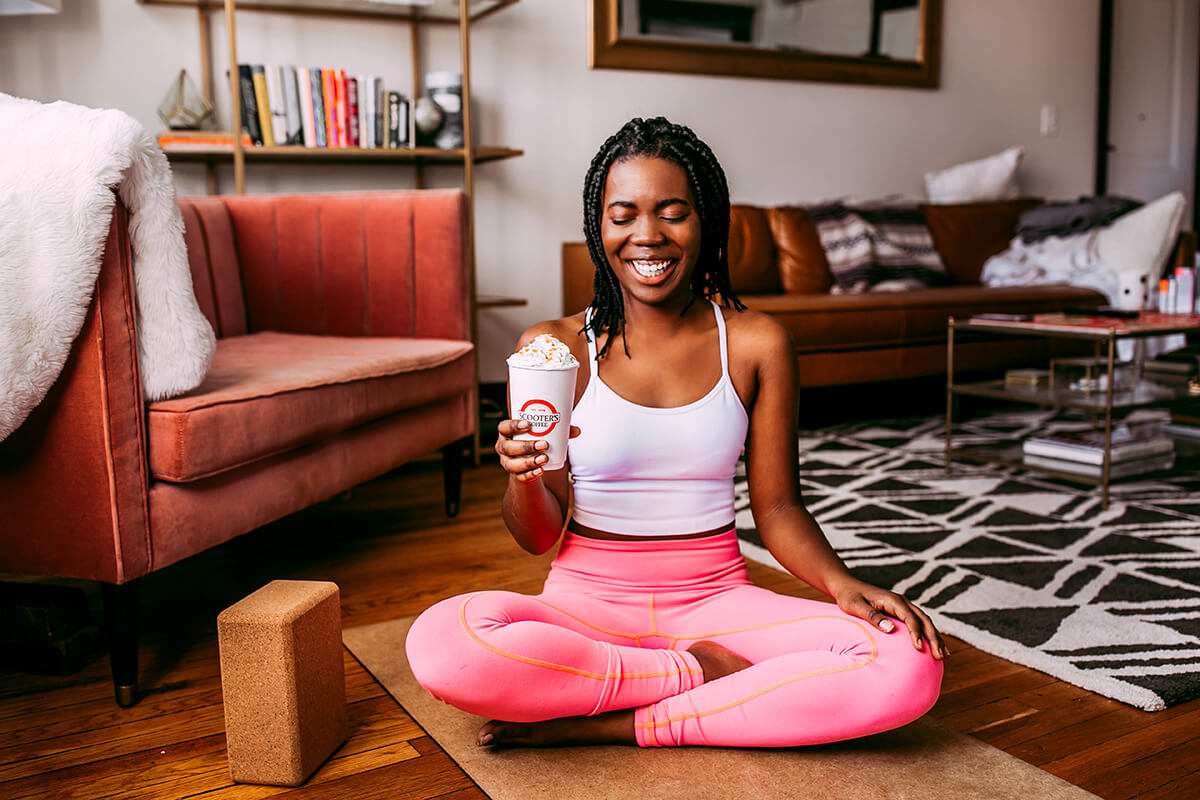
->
<box><xmin>765</xmin><ymin>207</ymin><xmax>833</xmax><ymax>294</ymax></box>
<box><xmin>922</xmin><ymin>198</ymin><xmax>1041</xmax><ymax>284</ymax></box>
<box><xmin>147</xmin><ymin>332</ymin><xmax>474</xmax><ymax>482</ymax></box>
<box><xmin>728</xmin><ymin>206</ymin><xmax>781</xmax><ymax>294</ymax></box>
<box><xmin>740</xmin><ymin>284</ymin><xmax>1105</xmax><ymax>353</ymax></box>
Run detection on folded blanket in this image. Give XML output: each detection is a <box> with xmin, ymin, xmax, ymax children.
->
<box><xmin>807</xmin><ymin>202</ymin><xmax>949</xmax><ymax>293</ymax></box>
<box><xmin>1018</xmin><ymin>195</ymin><xmax>1142</xmax><ymax>243</ymax></box>
<box><xmin>0</xmin><ymin>93</ymin><xmax>215</xmax><ymax>441</ymax></box>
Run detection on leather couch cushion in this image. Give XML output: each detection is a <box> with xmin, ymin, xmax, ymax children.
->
<box><xmin>922</xmin><ymin>198</ymin><xmax>1042</xmax><ymax>284</ymax></box>
<box><xmin>741</xmin><ymin>284</ymin><xmax>1105</xmax><ymax>352</ymax></box>
<box><xmin>766</xmin><ymin>207</ymin><xmax>833</xmax><ymax>294</ymax></box>
<box><xmin>728</xmin><ymin>205</ymin><xmax>781</xmax><ymax>294</ymax></box>
<box><xmin>147</xmin><ymin>332</ymin><xmax>474</xmax><ymax>482</ymax></box>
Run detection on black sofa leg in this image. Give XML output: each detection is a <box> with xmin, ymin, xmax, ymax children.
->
<box><xmin>101</xmin><ymin>580</ymin><xmax>140</xmax><ymax>707</ymax></box>
<box><xmin>442</xmin><ymin>437</ymin><xmax>467</xmax><ymax>517</ymax></box>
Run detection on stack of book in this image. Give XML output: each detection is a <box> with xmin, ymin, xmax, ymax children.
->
<box><xmin>1022</xmin><ymin>426</ymin><xmax>1175</xmax><ymax>478</ymax></box>
<box><xmin>174</xmin><ymin>64</ymin><xmax>411</xmax><ymax>151</ymax></box>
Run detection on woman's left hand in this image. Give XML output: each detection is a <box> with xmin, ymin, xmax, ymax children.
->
<box><xmin>833</xmin><ymin>578</ymin><xmax>949</xmax><ymax>660</ymax></box>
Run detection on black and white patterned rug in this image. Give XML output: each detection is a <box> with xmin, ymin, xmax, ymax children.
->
<box><xmin>734</xmin><ymin>408</ymin><xmax>1200</xmax><ymax>711</ymax></box>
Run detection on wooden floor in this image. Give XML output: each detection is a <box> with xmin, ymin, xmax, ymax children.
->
<box><xmin>1</xmin><ymin>457</ymin><xmax>1197</xmax><ymax>799</ymax></box>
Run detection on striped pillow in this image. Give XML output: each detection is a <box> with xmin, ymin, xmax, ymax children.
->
<box><xmin>807</xmin><ymin>202</ymin><xmax>949</xmax><ymax>293</ymax></box>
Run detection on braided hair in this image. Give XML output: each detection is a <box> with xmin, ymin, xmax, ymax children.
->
<box><xmin>581</xmin><ymin>116</ymin><xmax>745</xmax><ymax>358</ymax></box>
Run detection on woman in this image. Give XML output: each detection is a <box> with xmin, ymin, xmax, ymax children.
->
<box><xmin>406</xmin><ymin>117</ymin><xmax>947</xmax><ymax>749</ymax></box>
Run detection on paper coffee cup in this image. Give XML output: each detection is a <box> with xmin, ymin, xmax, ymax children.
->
<box><xmin>508</xmin><ymin>362</ymin><xmax>578</xmax><ymax>471</ymax></box>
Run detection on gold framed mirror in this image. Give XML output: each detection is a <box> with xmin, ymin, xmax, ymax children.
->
<box><xmin>589</xmin><ymin>0</ymin><xmax>942</xmax><ymax>88</ymax></box>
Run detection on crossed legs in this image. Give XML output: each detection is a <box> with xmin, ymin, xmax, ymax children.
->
<box><xmin>406</xmin><ymin>578</ymin><xmax>942</xmax><ymax>748</ymax></box>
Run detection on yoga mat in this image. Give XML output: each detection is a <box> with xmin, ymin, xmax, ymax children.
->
<box><xmin>344</xmin><ymin>617</ymin><xmax>1098</xmax><ymax>800</ymax></box>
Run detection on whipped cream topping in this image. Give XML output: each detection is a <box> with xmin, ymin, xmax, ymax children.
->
<box><xmin>507</xmin><ymin>334</ymin><xmax>579</xmax><ymax>369</ymax></box>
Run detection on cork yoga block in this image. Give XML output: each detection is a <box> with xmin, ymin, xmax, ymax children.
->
<box><xmin>217</xmin><ymin>580</ymin><xmax>347</xmax><ymax>787</ymax></box>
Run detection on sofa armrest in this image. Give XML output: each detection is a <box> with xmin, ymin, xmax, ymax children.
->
<box><xmin>0</xmin><ymin>202</ymin><xmax>151</xmax><ymax>584</ymax></box>
<box><xmin>225</xmin><ymin>190</ymin><xmax>471</xmax><ymax>341</ymax></box>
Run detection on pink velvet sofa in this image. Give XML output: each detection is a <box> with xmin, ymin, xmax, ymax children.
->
<box><xmin>0</xmin><ymin>190</ymin><xmax>476</xmax><ymax>705</ymax></box>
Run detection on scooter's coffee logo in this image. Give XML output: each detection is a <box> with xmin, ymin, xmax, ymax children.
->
<box><xmin>518</xmin><ymin>398</ymin><xmax>560</xmax><ymax>437</ymax></box>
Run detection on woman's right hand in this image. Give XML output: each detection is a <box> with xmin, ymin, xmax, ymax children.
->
<box><xmin>495</xmin><ymin>420</ymin><xmax>581</xmax><ymax>482</ymax></box>
<box><xmin>495</xmin><ymin>419</ymin><xmax>549</xmax><ymax>481</ymax></box>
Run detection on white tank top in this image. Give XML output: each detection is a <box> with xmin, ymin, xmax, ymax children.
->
<box><xmin>568</xmin><ymin>301</ymin><xmax>750</xmax><ymax>536</ymax></box>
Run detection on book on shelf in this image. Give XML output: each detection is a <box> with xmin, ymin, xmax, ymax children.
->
<box><xmin>334</xmin><ymin>69</ymin><xmax>349</xmax><ymax>147</ymax></box>
<box><xmin>265</xmin><ymin>64</ymin><xmax>289</xmax><ymax>146</ymax></box>
<box><xmin>157</xmin><ymin>131</ymin><xmax>252</xmax><ymax>150</ymax></box>
<box><xmin>372</xmin><ymin>77</ymin><xmax>385</xmax><ymax>148</ymax></box>
<box><xmin>309</xmin><ymin>68</ymin><xmax>327</xmax><ymax>148</ymax></box>
<box><xmin>1023</xmin><ymin>452</ymin><xmax>1176</xmax><ymax>479</ymax></box>
<box><xmin>296</xmin><ymin>67</ymin><xmax>316</xmax><ymax>147</ymax></box>
<box><xmin>281</xmin><ymin>65</ymin><xmax>303</xmax><ymax>146</ymax></box>
<box><xmin>321</xmin><ymin>69</ymin><xmax>337</xmax><ymax>147</ymax></box>
<box><xmin>346</xmin><ymin>74</ymin><xmax>359</xmax><ymax>148</ymax></box>
<box><xmin>250</xmin><ymin>64</ymin><xmax>275</xmax><ymax>147</ymax></box>
<box><xmin>1022</xmin><ymin>428</ymin><xmax>1175</xmax><ymax>465</ymax></box>
<box><xmin>236</xmin><ymin>64</ymin><xmax>262</xmax><ymax>145</ymax></box>
<box><xmin>386</xmin><ymin>90</ymin><xmax>408</xmax><ymax>148</ymax></box>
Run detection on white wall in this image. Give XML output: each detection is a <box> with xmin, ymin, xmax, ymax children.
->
<box><xmin>0</xmin><ymin>0</ymin><xmax>1099</xmax><ymax>381</ymax></box>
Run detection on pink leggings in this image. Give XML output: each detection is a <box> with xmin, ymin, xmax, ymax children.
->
<box><xmin>406</xmin><ymin>531</ymin><xmax>943</xmax><ymax>747</ymax></box>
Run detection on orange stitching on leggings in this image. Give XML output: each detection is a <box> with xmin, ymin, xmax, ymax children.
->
<box><xmin>662</xmin><ymin>613</ymin><xmax>874</xmax><ymax>649</ymax></box>
<box><xmin>458</xmin><ymin>596</ymin><xmax>702</xmax><ymax>681</ymax></box>
<box><xmin>635</xmin><ymin>618</ymin><xmax>880</xmax><ymax>731</ymax></box>
<box><xmin>528</xmin><ymin>597</ymin><xmax>660</xmax><ymax>644</ymax></box>
<box><xmin>647</xmin><ymin>594</ymin><xmax>657</xmax><ymax>648</ymax></box>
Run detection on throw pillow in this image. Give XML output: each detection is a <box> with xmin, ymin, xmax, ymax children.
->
<box><xmin>924</xmin><ymin>146</ymin><xmax>1023</xmax><ymax>204</ymax></box>
<box><xmin>1093</xmin><ymin>190</ymin><xmax>1185</xmax><ymax>282</ymax></box>
<box><xmin>807</xmin><ymin>202</ymin><xmax>949</xmax><ymax>293</ymax></box>
<box><xmin>922</xmin><ymin>198</ymin><xmax>1042</xmax><ymax>283</ymax></box>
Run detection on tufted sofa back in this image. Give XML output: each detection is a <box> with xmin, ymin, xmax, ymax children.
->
<box><xmin>178</xmin><ymin>190</ymin><xmax>470</xmax><ymax>341</ymax></box>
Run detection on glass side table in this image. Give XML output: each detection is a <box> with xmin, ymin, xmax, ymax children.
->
<box><xmin>945</xmin><ymin>312</ymin><xmax>1200</xmax><ymax>508</ymax></box>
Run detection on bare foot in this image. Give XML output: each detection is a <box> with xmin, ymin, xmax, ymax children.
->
<box><xmin>687</xmin><ymin>640</ymin><xmax>752</xmax><ymax>683</ymax></box>
<box><xmin>478</xmin><ymin>709</ymin><xmax>635</xmax><ymax>748</ymax></box>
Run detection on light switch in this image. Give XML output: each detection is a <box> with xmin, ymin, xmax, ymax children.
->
<box><xmin>1040</xmin><ymin>104</ymin><xmax>1059</xmax><ymax>137</ymax></box>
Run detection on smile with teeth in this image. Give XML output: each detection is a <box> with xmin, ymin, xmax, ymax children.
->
<box><xmin>629</xmin><ymin>258</ymin><xmax>674</xmax><ymax>278</ymax></box>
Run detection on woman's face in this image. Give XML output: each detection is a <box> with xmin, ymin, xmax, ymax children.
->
<box><xmin>600</xmin><ymin>155</ymin><xmax>702</xmax><ymax>308</ymax></box>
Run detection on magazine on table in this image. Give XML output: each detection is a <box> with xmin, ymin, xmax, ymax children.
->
<box><xmin>1022</xmin><ymin>426</ymin><xmax>1175</xmax><ymax>465</ymax></box>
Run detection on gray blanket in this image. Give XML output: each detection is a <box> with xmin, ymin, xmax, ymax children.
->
<box><xmin>1018</xmin><ymin>195</ymin><xmax>1142</xmax><ymax>243</ymax></box>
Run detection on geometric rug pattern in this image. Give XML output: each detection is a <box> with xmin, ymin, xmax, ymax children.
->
<box><xmin>734</xmin><ymin>408</ymin><xmax>1200</xmax><ymax>711</ymax></box>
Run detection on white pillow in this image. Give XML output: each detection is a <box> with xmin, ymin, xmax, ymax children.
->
<box><xmin>924</xmin><ymin>146</ymin><xmax>1023</xmax><ymax>203</ymax></box>
<box><xmin>1093</xmin><ymin>190</ymin><xmax>1186</xmax><ymax>282</ymax></box>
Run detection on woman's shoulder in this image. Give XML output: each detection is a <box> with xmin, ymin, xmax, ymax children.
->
<box><xmin>722</xmin><ymin>306</ymin><xmax>794</xmax><ymax>356</ymax></box>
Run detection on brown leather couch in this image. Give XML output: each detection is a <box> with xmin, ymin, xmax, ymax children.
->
<box><xmin>564</xmin><ymin>198</ymin><xmax>1197</xmax><ymax>387</ymax></box>
<box><xmin>0</xmin><ymin>190</ymin><xmax>476</xmax><ymax>705</ymax></box>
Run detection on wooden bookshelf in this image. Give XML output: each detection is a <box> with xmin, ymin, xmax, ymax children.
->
<box><xmin>142</xmin><ymin>0</ymin><xmax>524</xmax><ymax>462</ymax></box>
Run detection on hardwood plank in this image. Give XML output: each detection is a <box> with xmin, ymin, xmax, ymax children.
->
<box><xmin>1081</xmin><ymin>733</ymin><xmax>1200</xmax><ymax>800</ymax></box>
<box><xmin>1042</xmin><ymin>708</ymin><xmax>1200</xmax><ymax>784</ymax></box>
<box><xmin>263</xmin><ymin>738</ymin><xmax>472</xmax><ymax>800</ymax></box>
<box><xmin>1008</xmin><ymin>701</ymin><xmax>1198</xmax><ymax>767</ymax></box>
<box><xmin>1130</xmin><ymin>769</ymin><xmax>1200</xmax><ymax>800</ymax></box>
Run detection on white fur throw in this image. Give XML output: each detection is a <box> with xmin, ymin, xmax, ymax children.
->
<box><xmin>0</xmin><ymin>93</ymin><xmax>215</xmax><ymax>441</ymax></box>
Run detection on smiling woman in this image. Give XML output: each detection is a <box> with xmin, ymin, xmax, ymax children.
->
<box><xmin>405</xmin><ymin>116</ymin><xmax>948</xmax><ymax>752</ymax></box>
